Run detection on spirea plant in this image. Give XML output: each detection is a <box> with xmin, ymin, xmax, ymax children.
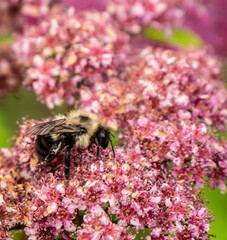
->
<box><xmin>0</xmin><ymin>0</ymin><xmax>226</xmax><ymax>239</ymax></box>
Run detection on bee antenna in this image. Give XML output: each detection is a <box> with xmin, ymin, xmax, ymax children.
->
<box><xmin>108</xmin><ymin>136</ymin><xmax>115</xmax><ymax>158</ymax></box>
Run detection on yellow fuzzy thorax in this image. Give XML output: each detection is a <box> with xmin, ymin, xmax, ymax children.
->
<box><xmin>52</xmin><ymin>110</ymin><xmax>101</xmax><ymax>148</ymax></box>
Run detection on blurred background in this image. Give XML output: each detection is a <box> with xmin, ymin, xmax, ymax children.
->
<box><xmin>1</xmin><ymin>0</ymin><xmax>227</xmax><ymax>239</ymax></box>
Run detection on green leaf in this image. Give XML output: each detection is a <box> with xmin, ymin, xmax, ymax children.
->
<box><xmin>0</xmin><ymin>88</ymin><xmax>67</xmax><ymax>148</ymax></box>
<box><xmin>143</xmin><ymin>27</ymin><xmax>202</xmax><ymax>48</ymax></box>
<box><xmin>200</xmin><ymin>187</ymin><xmax>227</xmax><ymax>239</ymax></box>
<box><xmin>9</xmin><ymin>229</ymin><xmax>28</xmax><ymax>240</ymax></box>
<box><xmin>71</xmin><ymin>234</ymin><xmax>78</xmax><ymax>239</ymax></box>
<box><xmin>134</xmin><ymin>228</ymin><xmax>151</xmax><ymax>240</ymax></box>
<box><xmin>215</xmin><ymin>129</ymin><xmax>227</xmax><ymax>141</ymax></box>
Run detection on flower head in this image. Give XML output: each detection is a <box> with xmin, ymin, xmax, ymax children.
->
<box><xmin>106</xmin><ymin>0</ymin><xmax>197</xmax><ymax>33</ymax></box>
<box><xmin>0</xmin><ymin>0</ymin><xmax>54</xmax><ymax>33</ymax></box>
<box><xmin>13</xmin><ymin>7</ymin><xmax>129</xmax><ymax>108</ymax></box>
<box><xmin>80</xmin><ymin>47</ymin><xmax>227</xmax><ymax>130</ymax></box>
<box><xmin>0</xmin><ymin>114</ymin><xmax>225</xmax><ymax>238</ymax></box>
<box><xmin>0</xmin><ymin>174</ymin><xmax>24</xmax><ymax>239</ymax></box>
<box><xmin>0</xmin><ymin>45</ymin><xmax>22</xmax><ymax>98</ymax></box>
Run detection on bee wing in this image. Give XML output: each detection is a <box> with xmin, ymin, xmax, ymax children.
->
<box><xmin>27</xmin><ymin>118</ymin><xmax>75</xmax><ymax>136</ymax></box>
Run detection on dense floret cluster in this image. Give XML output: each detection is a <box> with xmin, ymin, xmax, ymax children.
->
<box><xmin>0</xmin><ymin>0</ymin><xmax>55</xmax><ymax>99</ymax></box>
<box><xmin>1</xmin><ymin>115</ymin><xmax>225</xmax><ymax>239</ymax></box>
<box><xmin>0</xmin><ymin>174</ymin><xmax>24</xmax><ymax>239</ymax></box>
<box><xmin>106</xmin><ymin>0</ymin><xmax>193</xmax><ymax>33</ymax></box>
<box><xmin>13</xmin><ymin>7</ymin><xmax>129</xmax><ymax>108</ymax></box>
<box><xmin>80</xmin><ymin>47</ymin><xmax>227</xmax><ymax>130</ymax></box>
<box><xmin>0</xmin><ymin>0</ymin><xmax>53</xmax><ymax>33</ymax></box>
<box><xmin>0</xmin><ymin>45</ymin><xmax>22</xmax><ymax>98</ymax></box>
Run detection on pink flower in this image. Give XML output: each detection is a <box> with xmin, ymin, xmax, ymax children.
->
<box><xmin>106</xmin><ymin>0</ymin><xmax>196</xmax><ymax>33</ymax></box>
<box><xmin>0</xmin><ymin>0</ymin><xmax>54</xmax><ymax>33</ymax></box>
<box><xmin>0</xmin><ymin>174</ymin><xmax>24</xmax><ymax>239</ymax></box>
<box><xmin>81</xmin><ymin>47</ymin><xmax>227</xmax><ymax>130</ymax></box>
<box><xmin>0</xmin><ymin>45</ymin><xmax>22</xmax><ymax>98</ymax></box>
<box><xmin>62</xmin><ymin>0</ymin><xmax>106</xmax><ymax>11</ymax></box>
<box><xmin>78</xmin><ymin>206</ymin><xmax>133</xmax><ymax>240</ymax></box>
<box><xmin>13</xmin><ymin>7</ymin><xmax>129</xmax><ymax>108</ymax></box>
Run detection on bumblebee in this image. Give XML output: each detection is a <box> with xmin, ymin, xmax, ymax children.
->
<box><xmin>27</xmin><ymin>110</ymin><xmax>115</xmax><ymax>182</ymax></box>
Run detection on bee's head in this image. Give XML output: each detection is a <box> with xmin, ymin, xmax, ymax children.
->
<box><xmin>92</xmin><ymin>126</ymin><xmax>115</xmax><ymax>157</ymax></box>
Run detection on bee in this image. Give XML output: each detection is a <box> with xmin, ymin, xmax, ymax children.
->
<box><xmin>27</xmin><ymin>110</ymin><xmax>115</xmax><ymax>182</ymax></box>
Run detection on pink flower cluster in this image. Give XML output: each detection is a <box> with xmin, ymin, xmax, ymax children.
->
<box><xmin>13</xmin><ymin>7</ymin><xmax>129</xmax><ymax>108</ymax></box>
<box><xmin>0</xmin><ymin>45</ymin><xmax>22</xmax><ymax>98</ymax></box>
<box><xmin>62</xmin><ymin>0</ymin><xmax>106</xmax><ymax>11</ymax></box>
<box><xmin>135</xmin><ymin>47</ymin><xmax>227</xmax><ymax>130</ymax></box>
<box><xmin>0</xmin><ymin>174</ymin><xmax>23</xmax><ymax>239</ymax></box>
<box><xmin>1</xmin><ymin>114</ymin><xmax>224</xmax><ymax>238</ymax></box>
<box><xmin>0</xmin><ymin>0</ymin><xmax>54</xmax><ymax>33</ymax></box>
<box><xmin>136</xmin><ymin>47</ymin><xmax>226</xmax><ymax>123</ymax></box>
<box><xmin>0</xmin><ymin>0</ymin><xmax>21</xmax><ymax>34</ymax></box>
<box><xmin>106</xmin><ymin>0</ymin><xmax>192</xmax><ymax>33</ymax></box>
<box><xmin>63</xmin><ymin>0</ymin><xmax>201</xmax><ymax>34</ymax></box>
<box><xmin>11</xmin><ymin>2</ymin><xmax>227</xmax><ymax>128</ymax></box>
<box><xmin>0</xmin><ymin>0</ymin><xmax>54</xmax><ymax>98</ymax></box>
<box><xmin>80</xmin><ymin>47</ymin><xmax>227</xmax><ymax>130</ymax></box>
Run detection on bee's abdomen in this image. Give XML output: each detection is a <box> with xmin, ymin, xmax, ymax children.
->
<box><xmin>35</xmin><ymin>135</ymin><xmax>54</xmax><ymax>161</ymax></box>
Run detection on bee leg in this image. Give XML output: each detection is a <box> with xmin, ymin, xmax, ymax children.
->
<box><xmin>97</xmin><ymin>146</ymin><xmax>100</xmax><ymax>157</ymax></box>
<box><xmin>37</xmin><ymin>141</ymin><xmax>65</xmax><ymax>167</ymax></box>
<box><xmin>64</xmin><ymin>145</ymin><xmax>73</xmax><ymax>184</ymax></box>
<box><xmin>94</xmin><ymin>137</ymin><xmax>100</xmax><ymax>157</ymax></box>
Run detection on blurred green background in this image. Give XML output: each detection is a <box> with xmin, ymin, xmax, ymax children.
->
<box><xmin>1</xmin><ymin>27</ymin><xmax>227</xmax><ymax>239</ymax></box>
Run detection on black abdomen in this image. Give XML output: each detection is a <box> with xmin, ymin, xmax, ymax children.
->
<box><xmin>35</xmin><ymin>135</ymin><xmax>54</xmax><ymax>162</ymax></box>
